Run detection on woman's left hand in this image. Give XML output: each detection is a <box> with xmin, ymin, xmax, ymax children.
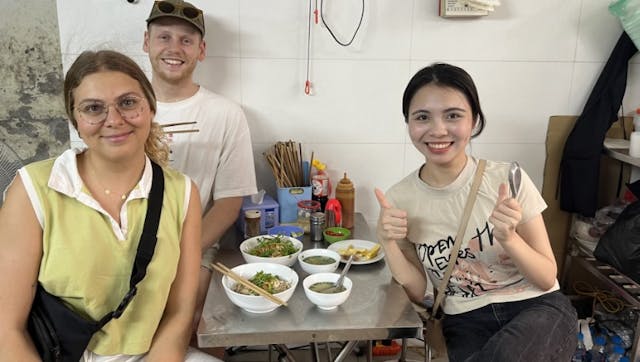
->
<box><xmin>489</xmin><ymin>183</ymin><xmax>522</xmax><ymax>244</ymax></box>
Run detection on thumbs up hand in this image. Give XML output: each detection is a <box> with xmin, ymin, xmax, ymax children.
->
<box><xmin>489</xmin><ymin>183</ymin><xmax>522</xmax><ymax>244</ymax></box>
<box><xmin>374</xmin><ymin>188</ymin><xmax>408</xmax><ymax>245</ymax></box>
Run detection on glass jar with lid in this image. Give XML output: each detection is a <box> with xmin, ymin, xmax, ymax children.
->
<box><xmin>297</xmin><ymin>200</ymin><xmax>320</xmax><ymax>233</ymax></box>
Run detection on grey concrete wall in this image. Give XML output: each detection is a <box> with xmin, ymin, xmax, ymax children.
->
<box><xmin>0</xmin><ymin>0</ymin><xmax>69</xmax><ymax>195</ymax></box>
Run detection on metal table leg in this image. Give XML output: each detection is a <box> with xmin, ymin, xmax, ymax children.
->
<box><xmin>326</xmin><ymin>342</ymin><xmax>333</xmax><ymax>361</ymax></box>
<box><xmin>333</xmin><ymin>340</ymin><xmax>359</xmax><ymax>362</ymax></box>
<box><xmin>399</xmin><ymin>338</ymin><xmax>408</xmax><ymax>362</ymax></box>
<box><xmin>273</xmin><ymin>344</ymin><xmax>297</xmax><ymax>362</ymax></box>
<box><xmin>310</xmin><ymin>342</ymin><xmax>321</xmax><ymax>362</ymax></box>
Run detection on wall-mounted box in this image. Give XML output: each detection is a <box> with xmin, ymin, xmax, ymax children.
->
<box><xmin>439</xmin><ymin>0</ymin><xmax>489</xmax><ymax>17</ymax></box>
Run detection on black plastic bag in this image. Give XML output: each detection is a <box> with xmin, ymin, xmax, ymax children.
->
<box><xmin>593</xmin><ymin>200</ymin><xmax>640</xmax><ymax>283</ymax></box>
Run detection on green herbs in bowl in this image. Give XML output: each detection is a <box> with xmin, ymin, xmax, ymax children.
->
<box><xmin>248</xmin><ymin>235</ymin><xmax>298</xmax><ymax>257</ymax></box>
<box><xmin>233</xmin><ymin>271</ymin><xmax>291</xmax><ymax>295</ymax></box>
<box><xmin>240</xmin><ymin>235</ymin><xmax>303</xmax><ymax>267</ymax></box>
<box><xmin>222</xmin><ymin>262</ymin><xmax>298</xmax><ymax>313</ymax></box>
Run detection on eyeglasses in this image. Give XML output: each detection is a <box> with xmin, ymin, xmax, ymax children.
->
<box><xmin>74</xmin><ymin>95</ymin><xmax>145</xmax><ymax>125</ymax></box>
<box><xmin>155</xmin><ymin>1</ymin><xmax>202</xmax><ymax>20</ymax></box>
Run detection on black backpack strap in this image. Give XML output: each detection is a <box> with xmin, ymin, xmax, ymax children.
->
<box><xmin>98</xmin><ymin>161</ymin><xmax>164</xmax><ymax>326</ymax></box>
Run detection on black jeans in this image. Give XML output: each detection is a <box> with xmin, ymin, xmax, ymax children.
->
<box><xmin>442</xmin><ymin>290</ymin><xmax>578</xmax><ymax>362</ymax></box>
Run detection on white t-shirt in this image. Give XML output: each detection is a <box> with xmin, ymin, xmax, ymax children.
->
<box><xmin>386</xmin><ymin>157</ymin><xmax>558</xmax><ymax>315</ymax></box>
<box><xmin>155</xmin><ymin>87</ymin><xmax>257</xmax><ymax>213</ymax></box>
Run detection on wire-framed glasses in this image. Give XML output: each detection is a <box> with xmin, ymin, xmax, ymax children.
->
<box><xmin>75</xmin><ymin>95</ymin><xmax>145</xmax><ymax>125</ymax></box>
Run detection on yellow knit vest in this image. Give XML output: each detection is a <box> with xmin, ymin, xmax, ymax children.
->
<box><xmin>24</xmin><ymin>158</ymin><xmax>187</xmax><ymax>355</ymax></box>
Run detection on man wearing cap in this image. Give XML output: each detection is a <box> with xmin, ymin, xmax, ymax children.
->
<box><xmin>143</xmin><ymin>0</ymin><xmax>257</xmax><ymax>340</ymax></box>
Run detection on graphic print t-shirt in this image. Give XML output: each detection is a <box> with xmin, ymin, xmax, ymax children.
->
<box><xmin>386</xmin><ymin>158</ymin><xmax>558</xmax><ymax>315</ymax></box>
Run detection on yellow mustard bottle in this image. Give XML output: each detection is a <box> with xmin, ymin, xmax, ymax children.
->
<box><xmin>335</xmin><ymin>172</ymin><xmax>355</xmax><ymax>229</ymax></box>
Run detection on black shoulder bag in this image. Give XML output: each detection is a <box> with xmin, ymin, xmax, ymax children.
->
<box><xmin>27</xmin><ymin>161</ymin><xmax>164</xmax><ymax>362</ymax></box>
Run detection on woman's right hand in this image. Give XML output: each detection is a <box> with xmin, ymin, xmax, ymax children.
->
<box><xmin>374</xmin><ymin>188</ymin><xmax>427</xmax><ymax>304</ymax></box>
<box><xmin>374</xmin><ymin>188</ymin><xmax>408</xmax><ymax>244</ymax></box>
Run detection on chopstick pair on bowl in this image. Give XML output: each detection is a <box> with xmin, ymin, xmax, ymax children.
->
<box><xmin>160</xmin><ymin>121</ymin><xmax>199</xmax><ymax>134</ymax></box>
<box><xmin>211</xmin><ymin>262</ymin><xmax>288</xmax><ymax>307</ymax></box>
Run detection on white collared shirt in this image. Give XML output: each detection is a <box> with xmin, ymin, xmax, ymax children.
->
<box><xmin>21</xmin><ymin>148</ymin><xmax>153</xmax><ymax>241</ymax></box>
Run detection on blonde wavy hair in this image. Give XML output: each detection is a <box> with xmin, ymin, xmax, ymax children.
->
<box><xmin>64</xmin><ymin>50</ymin><xmax>169</xmax><ymax>167</ymax></box>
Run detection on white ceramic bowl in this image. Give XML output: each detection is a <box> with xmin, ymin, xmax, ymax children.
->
<box><xmin>240</xmin><ymin>235</ymin><xmax>303</xmax><ymax>267</ymax></box>
<box><xmin>221</xmin><ymin>262</ymin><xmax>299</xmax><ymax>314</ymax></box>
<box><xmin>302</xmin><ymin>272</ymin><xmax>353</xmax><ymax>310</ymax></box>
<box><xmin>298</xmin><ymin>248</ymin><xmax>341</xmax><ymax>274</ymax></box>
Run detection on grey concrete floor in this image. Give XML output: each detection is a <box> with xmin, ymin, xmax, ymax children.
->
<box><xmin>221</xmin><ymin>339</ymin><xmax>448</xmax><ymax>362</ymax></box>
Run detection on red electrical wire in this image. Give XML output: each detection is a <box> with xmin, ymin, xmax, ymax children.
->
<box><xmin>305</xmin><ymin>0</ymin><xmax>313</xmax><ymax>95</ymax></box>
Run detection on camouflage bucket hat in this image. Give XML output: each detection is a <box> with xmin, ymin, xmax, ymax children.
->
<box><xmin>146</xmin><ymin>0</ymin><xmax>205</xmax><ymax>36</ymax></box>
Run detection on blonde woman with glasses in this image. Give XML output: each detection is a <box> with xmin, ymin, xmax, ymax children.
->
<box><xmin>0</xmin><ymin>50</ymin><xmax>219</xmax><ymax>361</ymax></box>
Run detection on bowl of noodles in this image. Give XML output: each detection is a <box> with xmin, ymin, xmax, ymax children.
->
<box><xmin>240</xmin><ymin>234</ymin><xmax>303</xmax><ymax>267</ymax></box>
<box><xmin>221</xmin><ymin>262</ymin><xmax>299</xmax><ymax>313</ymax></box>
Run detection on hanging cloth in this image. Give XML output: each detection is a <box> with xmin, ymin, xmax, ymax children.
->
<box><xmin>560</xmin><ymin>31</ymin><xmax>637</xmax><ymax>217</ymax></box>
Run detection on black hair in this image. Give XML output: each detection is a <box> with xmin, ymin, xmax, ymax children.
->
<box><xmin>401</xmin><ymin>63</ymin><xmax>485</xmax><ymax>138</ymax></box>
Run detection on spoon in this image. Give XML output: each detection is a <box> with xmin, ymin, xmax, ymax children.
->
<box><xmin>317</xmin><ymin>255</ymin><xmax>354</xmax><ymax>293</ymax></box>
<box><xmin>508</xmin><ymin>161</ymin><xmax>521</xmax><ymax>199</ymax></box>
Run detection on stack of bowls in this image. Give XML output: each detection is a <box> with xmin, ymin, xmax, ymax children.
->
<box><xmin>267</xmin><ymin>225</ymin><xmax>304</xmax><ymax>240</ymax></box>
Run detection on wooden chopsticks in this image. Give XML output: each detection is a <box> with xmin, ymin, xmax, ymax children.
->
<box><xmin>263</xmin><ymin>140</ymin><xmax>306</xmax><ymax>188</ymax></box>
<box><xmin>161</xmin><ymin>121</ymin><xmax>197</xmax><ymax>128</ymax></box>
<box><xmin>211</xmin><ymin>262</ymin><xmax>288</xmax><ymax>307</ymax></box>
<box><xmin>160</xmin><ymin>121</ymin><xmax>199</xmax><ymax>134</ymax></box>
<box><xmin>165</xmin><ymin>129</ymin><xmax>200</xmax><ymax>134</ymax></box>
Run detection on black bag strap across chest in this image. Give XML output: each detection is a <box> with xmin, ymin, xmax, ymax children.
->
<box><xmin>97</xmin><ymin>160</ymin><xmax>165</xmax><ymax>326</ymax></box>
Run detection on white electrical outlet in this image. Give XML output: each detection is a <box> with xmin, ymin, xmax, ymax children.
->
<box><xmin>439</xmin><ymin>0</ymin><xmax>489</xmax><ymax>17</ymax></box>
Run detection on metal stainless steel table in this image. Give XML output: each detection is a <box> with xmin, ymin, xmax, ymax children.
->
<box><xmin>197</xmin><ymin>213</ymin><xmax>422</xmax><ymax>361</ymax></box>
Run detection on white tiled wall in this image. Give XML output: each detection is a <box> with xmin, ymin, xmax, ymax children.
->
<box><xmin>56</xmin><ymin>0</ymin><xmax>640</xmax><ymax>227</ymax></box>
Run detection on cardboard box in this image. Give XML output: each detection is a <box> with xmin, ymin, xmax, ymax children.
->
<box><xmin>277</xmin><ymin>186</ymin><xmax>312</xmax><ymax>223</ymax></box>
<box><xmin>541</xmin><ymin>115</ymin><xmax>631</xmax><ymax>277</ymax></box>
<box><xmin>236</xmin><ymin>194</ymin><xmax>279</xmax><ymax>236</ymax></box>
